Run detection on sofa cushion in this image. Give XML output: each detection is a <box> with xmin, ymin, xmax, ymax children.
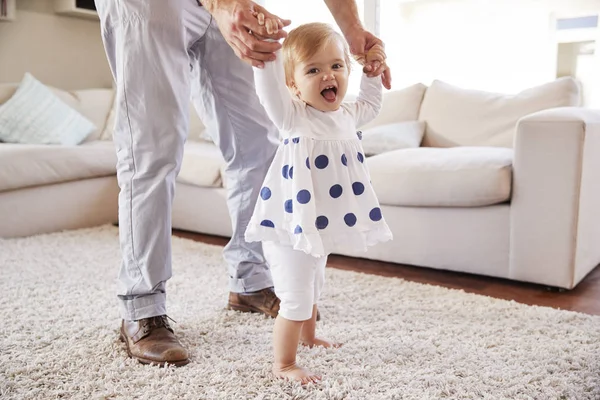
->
<box><xmin>0</xmin><ymin>140</ymin><xmax>225</xmax><ymax>193</ymax></box>
<box><xmin>361</xmin><ymin>121</ymin><xmax>425</xmax><ymax>156</ymax></box>
<box><xmin>0</xmin><ymin>141</ymin><xmax>117</xmax><ymax>192</ymax></box>
<box><xmin>0</xmin><ymin>81</ymin><xmax>113</xmax><ymax>144</ymax></box>
<box><xmin>0</xmin><ymin>74</ymin><xmax>97</xmax><ymax>146</ymax></box>
<box><xmin>52</xmin><ymin>88</ymin><xmax>114</xmax><ymax>143</ymax></box>
<box><xmin>177</xmin><ymin>141</ymin><xmax>226</xmax><ymax>188</ymax></box>
<box><xmin>360</xmin><ymin>83</ymin><xmax>428</xmax><ymax>130</ymax></box>
<box><xmin>419</xmin><ymin>77</ymin><xmax>581</xmax><ymax>148</ymax></box>
<box><xmin>367</xmin><ymin>147</ymin><xmax>513</xmax><ymax>207</ymax></box>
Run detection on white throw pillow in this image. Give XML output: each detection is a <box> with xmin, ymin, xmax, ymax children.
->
<box><xmin>360</xmin><ymin>121</ymin><xmax>425</xmax><ymax>156</ymax></box>
<box><xmin>0</xmin><ymin>73</ymin><xmax>96</xmax><ymax>145</ymax></box>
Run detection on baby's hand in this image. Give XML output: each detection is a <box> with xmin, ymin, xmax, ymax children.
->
<box><xmin>354</xmin><ymin>44</ymin><xmax>387</xmax><ymax>74</ymax></box>
<box><xmin>365</xmin><ymin>44</ymin><xmax>386</xmax><ymax>64</ymax></box>
<box><xmin>252</xmin><ymin>11</ymin><xmax>283</xmax><ymax>36</ymax></box>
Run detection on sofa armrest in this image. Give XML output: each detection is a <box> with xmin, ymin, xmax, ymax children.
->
<box><xmin>510</xmin><ymin>107</ymin><xmax>600</xmax><ymax>288</ymax></box>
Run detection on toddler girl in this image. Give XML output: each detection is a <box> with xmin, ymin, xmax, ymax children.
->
<box><xmin>245</xmin><ymin>21</ymin><xmax>392</xmax><ymax>384</ymax></box>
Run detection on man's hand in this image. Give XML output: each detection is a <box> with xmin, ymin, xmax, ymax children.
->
<box><xmin>203</xmin><ymin>0</ymin><xmax>291</xmax><ymax>68</ymax></box>
<box><xmin>345</xmin><ymin>27</ymin><xmax>392</xmax><ymax>90</ymax></box>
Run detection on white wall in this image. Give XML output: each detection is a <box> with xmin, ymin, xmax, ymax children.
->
<box><xmin>381</xmin><ymin>0</ymin><xmax>600</xmax><ymax>94</ymax></box>
<box><xmin>0</xmin><ymin>1</ymin><xmax>112</xmax><ymax>90</ymax></box>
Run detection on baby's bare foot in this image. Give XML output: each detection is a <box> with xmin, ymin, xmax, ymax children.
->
<box><xmin>300</xmin><ymin>337</ymin><xmax>342</xmax><ymax>349</ymax></box>
<box><xmin>273</xmin><ymin>363</ymin><xmax>321</xmax><ymax>385</ymax></box>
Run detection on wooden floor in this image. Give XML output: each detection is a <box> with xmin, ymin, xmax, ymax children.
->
<box><xmin>174</xmin><ymin>230</ymin><xmax>600</xmax><ymax>316</ymax></box>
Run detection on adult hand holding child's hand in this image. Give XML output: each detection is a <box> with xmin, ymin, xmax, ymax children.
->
<box><xmin>253</xmin><ymin>11</ymin><xmax>283</xmax><ymax>36</ymax></box>
<box><xmin>203</xmin><ymin>0</ymin><xmax>291</xmax><ymax>68</ymax></box>
<box><xmin>345</xmin><ymin>28</ymin><xmax>392</xmax><ymax>89</ymax></box>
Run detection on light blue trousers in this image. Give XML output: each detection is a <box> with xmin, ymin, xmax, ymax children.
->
<box><xmin>95</xmin><ymin>0</ymin><xmax>279</xmax><ymax>320</ymax></box>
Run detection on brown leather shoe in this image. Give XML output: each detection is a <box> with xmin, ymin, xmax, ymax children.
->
<box><xmin>119</xmin><ymin>316</ymin><xmax>189</xmax><ymax>367</ymax></box>
<box><xmin>228</xmin><ymin>288</ymin><xmax>280</xmax><ymax>318</ymax></box>
<box><xmin>227</xmin><ymin>288</ymin><xmax>321</xmax><ymax>321</ymax></box>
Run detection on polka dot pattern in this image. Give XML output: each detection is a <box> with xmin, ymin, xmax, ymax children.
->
<box><xmin>315</xmin><ymin>155</ymin><xmax>329</xmax><ymax>169</ymax></box>
<box><xmin>370</xmin><ymin>207</ymin><xmax>382</xmax><ymax>221</ymax></box>
<box><xmin>344</xmin><ymin>213</ymin><xmax>357</xmax><ymax>227</ymax></box>
<box><xmin>284</xmin><ymin>199</ymin><xmax>293</xmax><ymax>213</ymax></box>
<box><xmin>329</xmin><ymin>184</ymin><xmax>343</xmax><ymax>199</ymax></box>
<box><xmin>260</xmin><ymin>187</ymin><xmax>271</xmax><ymax>200</ymax></box>
<box><xmin>297</xmin><ymin>190</ymin><xmax>311</xmax><ymax>204</ymax></box>
<box><xmin>352</xmin><ymin>182</ymin><xmax>365</xmax><ymax>196</ymax></box>
<box><xmin>316</xmin><ymin>216</ymin><xmax>329</xmax><ymax>230</ymax></box>
<box><xmin>250</xmin><ymin>131</ymin><xmax>391</xmax><ymax>255</ymax></box>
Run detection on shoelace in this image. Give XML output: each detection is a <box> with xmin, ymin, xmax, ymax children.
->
<box><xmin>141</xmin><ymin>315</ymin><xmax>176</xmax><ymax>334</ymax></box>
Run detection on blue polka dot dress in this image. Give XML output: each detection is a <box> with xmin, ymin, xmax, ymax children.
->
<box><xmin>245</xmin><ymin>51</ymin><xmax>393</xmax><ymax>257</ymax></box>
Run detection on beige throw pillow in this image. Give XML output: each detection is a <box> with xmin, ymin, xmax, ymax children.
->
<box><xmin>360</xmin><ymin>83</ymin><xmax>428</xmax><ymax>130</ymax></box>
<box><xmin>419</xmin><ymin>77</ymin><xmax>581</xmax><ymax>148</ymax></box>
<box><xmin>361</xmin><ymin>121</ymin><xmax>425</xmax><ymax>156</ymax></box>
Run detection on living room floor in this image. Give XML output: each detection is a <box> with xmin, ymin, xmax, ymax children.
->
<box><xmin>174</xmin><ymin>230</ymin><xmax>600</xmax><ymax>316</ymax></box>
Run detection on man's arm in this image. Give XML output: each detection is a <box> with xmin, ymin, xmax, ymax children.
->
<box><xmin>323</xmin><ymin>0</ymin><xmax>362</xmax><ymax>39</ymax></box>
<box><xmin>324</xmin><ymin>0</ymin><xmax>392</xmax><ymax>89</ymax></box>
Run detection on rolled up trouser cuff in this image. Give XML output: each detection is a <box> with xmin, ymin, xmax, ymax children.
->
<box><xmin>229</xmin><ymin>269</ymin><xmax>274</xmax><ymax>293</ymax></box>
<box><xmin>118</xmin><ymin>292</ymin><xmax>167</xmax><ymax>321</ymax></box>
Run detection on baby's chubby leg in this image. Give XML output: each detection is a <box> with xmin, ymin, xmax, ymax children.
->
<box><xmin>300</xmin><ymin>255</ymin><xmax>340</xmax><ymax>348</ymax></box>
<box><xmin>272</xmin><ymin>314</ymin><xmax>320</xmax><ymax>384</ymax></box>
<box><xmin>300</xmin><ymin>304</ymin><xmax>341</xmax><ymax>349</ymax></box>
<box><xmin>265</xmin><ymin>243</ymin><xmax>338</xmax><ymax>383</ymax></box>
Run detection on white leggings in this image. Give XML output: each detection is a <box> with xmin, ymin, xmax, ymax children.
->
<box><xmin>264</xmin><ymin>242</ymin><xmax>328</xmax><ymax>321</ymax></box>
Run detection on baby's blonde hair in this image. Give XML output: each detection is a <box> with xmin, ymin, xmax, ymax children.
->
<box><xmin>282</xmin><ymin>22</ymin><xmax>352</xmax><ymax>88</ymax></box>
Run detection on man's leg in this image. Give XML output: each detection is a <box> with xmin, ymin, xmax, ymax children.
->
<box><xmin>188</xmin><ymin>12</ymin><xmax>281</xmax><ymax>314</ymax></box>
<box><xmin>96</xmin><ymin>0</ymin><xmax>205</xmax><ymax>365</ymax></box>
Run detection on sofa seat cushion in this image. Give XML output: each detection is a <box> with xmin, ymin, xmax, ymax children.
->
<box><xmin>0</xmin><ymin>141</ymin><xmax>117</xmax><ymax>192</ymax></box>
<box><xmin>367</xmin><ymin>147</ymin><xmax>513</xmax><ymax>207</ymax></box>
<box><xmin>177</xmin><ymin>141</ymin><xmax>226</xmax><ymax>188</ymax></box>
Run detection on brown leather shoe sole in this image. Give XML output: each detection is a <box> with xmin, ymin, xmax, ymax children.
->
<box><xmin>227</xmin><ymin>302</ymin><xmax>321</xmax><ymax>321</ymax></box>
<box><xmin>226</xmin><ymin>302</ymin><xmax>270</xmax><ymax>315</ymax></box>
<box><xmin>119</xmin><ymin>331</ymin><xmax>190</xmax><ymax>367</ymax></box>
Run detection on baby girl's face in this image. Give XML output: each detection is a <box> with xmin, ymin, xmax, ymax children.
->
<box><xmin>292</xmin><ymin>39</ymin><xmax>349</xmax><ymax>112</ymax></box>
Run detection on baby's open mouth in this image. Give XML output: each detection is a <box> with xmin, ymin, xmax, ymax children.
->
<box><xmin>321</xmin><ymin>86</ymin><xmax>337</xmax><ymax>103</ymax></box>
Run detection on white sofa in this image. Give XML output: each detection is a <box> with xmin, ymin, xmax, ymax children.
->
<box><xmin>1</xmin><ymin>77</ymin><xmax>599</xmax><ymax>290</ymax></box>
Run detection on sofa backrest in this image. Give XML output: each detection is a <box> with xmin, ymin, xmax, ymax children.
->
<box><xmin>418</xmin><ymin>77</ymin><xmax>581</xmax><ymax>148</ymax></box>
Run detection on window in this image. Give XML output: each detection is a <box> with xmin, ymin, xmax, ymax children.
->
<box><xmin>379</xmin><ymin>0</ymin><xmax>600</xmax><ymax>102</ymax></box>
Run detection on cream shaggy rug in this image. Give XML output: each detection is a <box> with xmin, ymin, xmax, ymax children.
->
<box><xmin>1</xmin><ymin>226</ymin><xmax>599</xmax><ymax>400</ymax></box>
